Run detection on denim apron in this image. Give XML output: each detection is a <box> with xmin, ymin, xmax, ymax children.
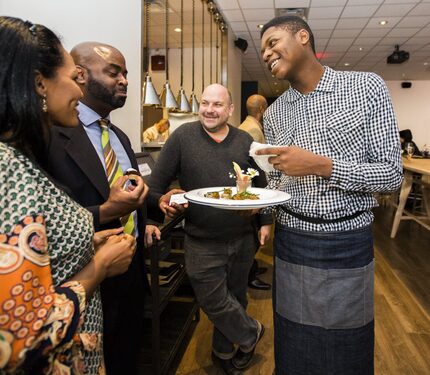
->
<box><xmin>273</xmin><ymin>224</ymin><xmax>374</xmax><ymax>375</ymax></box>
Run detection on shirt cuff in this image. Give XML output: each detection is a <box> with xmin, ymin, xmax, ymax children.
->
<box><xmin>328</xmin><ymin>159</ymin><xmax>351</xmax><ymax>189</ymax></box>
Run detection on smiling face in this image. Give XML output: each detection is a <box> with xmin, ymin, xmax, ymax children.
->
<box><xmin>261</xmin><ymin>26</ymin><xmax>310</xmax><ymax>81</ymax></box>
<box><xmin>40</xmin><ymin>49</ymin><xmax>83</xmax><ymax>127</ymax></box>
<box><xmin>198</xmin><ymin>84</ymin><xmax>234</xmax><ymax>134</ymax></box>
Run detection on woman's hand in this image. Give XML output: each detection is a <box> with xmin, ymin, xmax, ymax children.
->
<box><xmin>93</xmin><ymin>227</ymin><xmax>124</xmax><ymax>251</ymax></box>
<box><xmin>94</xmin><ymin>233</ymin><xmax>136</xmax><ymax>278</ymax></box>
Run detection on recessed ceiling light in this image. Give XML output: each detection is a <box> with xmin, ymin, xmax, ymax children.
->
<box><xmin>424</xmin><ymin>62</ymin><xmax>429</xmax><ymax>66</ymax></box>
<box><xmin>174</xmin><ymin>27</ymin><xmax>182</xmax><ymax>32</ymax></box>
<box><xmin>274</xmin><ymin>82</ymin><xmax>278</xmax><ymax>85</ymax></box>
<box><xmin>344</xmin><ymin>62</ymin><xmax>350</xmax><ymax>66</ymax></box>
<box><xmin>359</xmin><ymin>47</ymin><xmax>363</xmax><ymax>51</ymax></box>
<box><xmin>379</xmin><ymin>20</ymin><xmax>388</xmax><ymax>26</ymax></box>
<box><xmin>257</xmin><ymin>24</ymin><xmax>263</xmax><ymax>29</ymax></box>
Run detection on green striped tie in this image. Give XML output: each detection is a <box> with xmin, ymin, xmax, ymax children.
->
<box><xmin>98</xmin><ymin>119</ymin><xmax>135</xmax><ymax>235</ymax></box>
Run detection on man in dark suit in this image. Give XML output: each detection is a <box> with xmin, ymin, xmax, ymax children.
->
<box><xmin>46</xmin><ymin>42</ymin><xmax>162</xmax><ymax>375</ymax></box>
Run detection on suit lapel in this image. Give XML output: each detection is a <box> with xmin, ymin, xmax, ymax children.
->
<box><xmin>111</xmin><ymin>125</ymin><xmax>139</xmax><ymax>170</ymax></box>
<box><xmin>62</xmin><ymin>124</ymin><xmax>110</xmax><ymax>199</ymax></box>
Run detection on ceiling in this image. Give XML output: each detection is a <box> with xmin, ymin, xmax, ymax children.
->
<box><xmin>146</xmin><ymin>0</ymin><xmax>430</xmax><ymax>97</ymax></box>
<box><xmin>215</xmin><ymin>0</ymin><xmax>430</xmax><ymax>97</ymax></box>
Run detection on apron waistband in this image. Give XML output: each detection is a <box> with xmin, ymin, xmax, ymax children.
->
<box><xmin>280</xmin><ymin>206</ymin><xmax>366</xmax><ymax>224</ymax></box>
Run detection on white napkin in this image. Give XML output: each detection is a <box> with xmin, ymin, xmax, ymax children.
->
<box><xmin>249</xmin><ymin>141</ymin><xmax>282</xmax><ymax>172</ymax></box>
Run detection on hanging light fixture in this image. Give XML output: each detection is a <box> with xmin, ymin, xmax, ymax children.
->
<box><xmin>176</xmin><ymin>0</ymin><xmax>191</xmax><ymax>112</ymax></box>
<box><xmin>159</xmin><ymin>0</ymin><xmax>178</xmax><ymax>109</ymax></box>
<box><xmin>142</xmin><ymin>0</ymin><xmax>161</xmax><ymax>106</ymax></box>
<box><xmin>189</xmin><ymin>0</ymin><xmax>199</xmax><ymax>114</ymax></box>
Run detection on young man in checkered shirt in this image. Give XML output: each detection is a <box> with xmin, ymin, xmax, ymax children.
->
<box><xmin>258</xmin><ymin>16</ymin><xmax>403</xmax><ymax>375</ymax></box>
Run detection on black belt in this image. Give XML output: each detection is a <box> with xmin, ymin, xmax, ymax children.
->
<box><xmin>280</xmin><ymin>206</ymin><xmax>366</xmax><ymax>224</ymax></box>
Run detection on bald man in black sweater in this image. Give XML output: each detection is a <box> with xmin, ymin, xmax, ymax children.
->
<box><xmin>149</xmin><ymin>84</ymin><xmax>272</xmax><ymax>374</ymax></box>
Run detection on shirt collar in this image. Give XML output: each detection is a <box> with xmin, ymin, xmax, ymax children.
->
<box><xmin>78</xmin><ymin>102</ymin><xmax>111</xmax><ymax>127</ymax></box>
<box><xmin>284</xmin><ymin>66</ymin><xmax>336</xmax><ymax>102</ymax></box>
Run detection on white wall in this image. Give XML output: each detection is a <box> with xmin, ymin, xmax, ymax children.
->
<box><xmin>386</xmin><ymin>80</ymin><xmax>430</xmax><ymax>150</ymax></box>
<box><xmin>1</xmin><ymin>0</ymin><xmax>142</xmax><ymax>151</ymax></box>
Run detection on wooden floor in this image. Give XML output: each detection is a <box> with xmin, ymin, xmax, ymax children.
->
<box><xmin>176</xmin><ymin>206</ymin><xmax>430</xmax><ymax>375</ymax></box>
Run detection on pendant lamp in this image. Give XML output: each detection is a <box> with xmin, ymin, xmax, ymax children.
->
<box><xmin>142</xmin><ymin>0</ymin><xmax>161</xmax><ymax>106</ymax></box>
<box><xmin>159</xmin><ymin>0</ymin><xmax>178</xmax><ymax>110</ymax></box>
<box><xmin>176</xmin><ymin>0</ymin><xmax>191</xmax><ymax>112</ymax></box>
<box><xmin>189</xmin><ymin>0</ymin><xmax>199</xmax><ymax>114</ymax></box>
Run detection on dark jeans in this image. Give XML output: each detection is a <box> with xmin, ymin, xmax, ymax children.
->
<box><xmin>185</xmin><ymin>233</ymin><xmax>258</xmax><ymax>358</ymax></box>
<box><xmin>273</xmin><ymin>224</ymin><xmax>374</xmax><ymax>375</ymax></box>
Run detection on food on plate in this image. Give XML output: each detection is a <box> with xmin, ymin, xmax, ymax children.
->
<box><xmin>204</xmin><ymin>188</ymin><xmax>259</xmax><ymax>200</ymax></box>
<box><xmin>221</xmin><ymin>188</ymin><xmax>232</xmax><ymax>199</ymax></box>
<box><xmin>231</xmin><ymin>191</ymin><xmax>260</xmax><ymax>200</ymax></box>
<box><xmin>204</xmin><ymin>191</ymin><xmax>220</xmax><ymax>199</ymax></box>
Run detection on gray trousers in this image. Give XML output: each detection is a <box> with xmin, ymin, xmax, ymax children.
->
<box><xmin>184</xmin><ymin>233</ymin><xmax>259</xmax><ymax>358</ymax></box>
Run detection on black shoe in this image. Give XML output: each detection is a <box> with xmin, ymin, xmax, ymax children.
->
<box><xmin>232</xmin><ymin>322</ymin><xmax>265</xmax><ymax>370</ymax></box>
<box><xmin>248</xmin><ymin>277</ymin><xmax>271</xmax><ymax>290</ymax></box>
<box><xmin>256</xmin><ymin>266</ymin><xmax>268</xmax><ymax>276</ymax></box>
<box><xmin>211</xmin><ymin>352</ymin><xmax>243</xmax><ymax>375</ymax></box>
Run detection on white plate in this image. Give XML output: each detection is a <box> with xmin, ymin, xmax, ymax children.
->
<box><xmin>184</xmin><ymin>187</ymin><xmax>291</xmax><ymax>210</ymax></box>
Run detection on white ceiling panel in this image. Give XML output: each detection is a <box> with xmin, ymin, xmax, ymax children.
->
<box><xmin>308</xmin><ymin>19</ymin><xmax>339</xmax><ymax>29</ymax></box>
<box><xmin>275</xmin><ymin>0</ymin><xmax>311</xmax><ymax>7</ymax></box>
<box><xmin>386</xmin><ymin>28</ymin><xmax>420</xmax><ymax>38</ymax></box>
<box><xmin>346</xmin><ymin>0</ymin><xmax>383</xmax><ymax>4</ymax></box>
<box><xmin>354</xmin><ymin>37</ymin><xmax>382</xmax><ymax>46</ymax></box>
<box><xmin>408</xmin><ymin>3</ymin><xmax>430</xmax><ymax>16</ymax></box>
<box><xmin>309</xmin><ymin>0</ymin><xmax>347</xmax><ymax>5</ymax></box>
<box><xmin>238</xmin><ymin>0</ymin><xmax>272</xmax><ymax>9</ymax></box>
<box><xmin>342</xmin><ymin>5</ymin><xmax>379</xmax><ymax>18</ymax></box>
<box><xmin>331</xmin><ymin>28</ymin><xmax>362</xmax><ymax>38</ymax></box>
<box><xmin>379</xmin><ymin>37</ymin><xmax>410</xmax><ymax>46</ymax></box>
<box><xmin>396</xmin><ymin>16</ymin><xmax>430</xmax><ymax>28</ymax></box>
<box><xmin>374</xmin><ymin>4</ymin><xmax>415</xmax><ymax>17</ymax></box>
<box><xmin>336</xmin><ymin>17</ymin><xmax>369</xmax><ymax>28</ymax></box>
<box><xmin>215</xmin><ymin>0</ymin><xmax>240</xmax><ymax>10</ymax></box>
<box><xmin>310</xmin><ymin>29</ymin><xmax>334</xmax><ymax>38</ymax></box>
<box><xmin>210</xmin><ymin>0</ymin><xmax>430</xmax><ymax>96</ymax></box>
<box><xmin>415</xmin><ymin>27</ymin><xmax>430</xmax><ymax>37</ymax></box>
<box><xmin>308</xmin><ymin>7</ymin><xmax>343</xmax><ymax>19</ymax></box>
<box><xmin>220</xmin><ymin>9</ymin><xmax>244</xmax><ymax>22</ymax></box>
<box><xmin>242</xmin><ymin>9</ymin><xmax>276</xmax><ymax>21</ymax></box>
<box><xmin>229</xmin><ymin>21</ymin><xmax>248</xmax><ymax>32</ymax></box>
<box><xmin>358</xmin><ymin>28</ymin><xmax>390</xmax><ymax>37</ymax></box>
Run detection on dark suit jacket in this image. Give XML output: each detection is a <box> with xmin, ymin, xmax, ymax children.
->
<box><xmin>46</xmin><ymin>122</ymin><xmax>154</xmax><ymax>374</ymax></box>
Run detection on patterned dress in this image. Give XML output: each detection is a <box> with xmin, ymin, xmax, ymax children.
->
<box><xmin>0</xmin><ymin>142</ymin><xmax>104</xmax><ymax>374</ymax></box>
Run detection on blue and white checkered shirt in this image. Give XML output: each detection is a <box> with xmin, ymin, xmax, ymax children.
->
<box><xmin>263</xmin><ymin>67</ymin><xmax>403</xmax><ymax>231</ymax></box>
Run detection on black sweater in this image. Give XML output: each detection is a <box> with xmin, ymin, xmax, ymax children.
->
<box><xmin>148</xmin><ymin>121</ymin><xmax>272</xmax><ymax>240</ymax></box>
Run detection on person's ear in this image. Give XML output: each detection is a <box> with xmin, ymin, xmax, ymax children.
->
<box><xmin>297</xmin><ymin>29</ymin><xmax>310</xmax><ymax>46</ymax></box>
<box><xmin>228</xmin><ymin>103</ymin><xmax>234</xmax><ymax>117</ymax></box>
<box><xmin>34</xmin><ymin>71</ymin><xmax>47</xmax><ymax>97</ymax></box>
<box><xmin>75</xmin><ymin>65</ymin><xmax>86</xmax><ymax>84</ymax></box>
